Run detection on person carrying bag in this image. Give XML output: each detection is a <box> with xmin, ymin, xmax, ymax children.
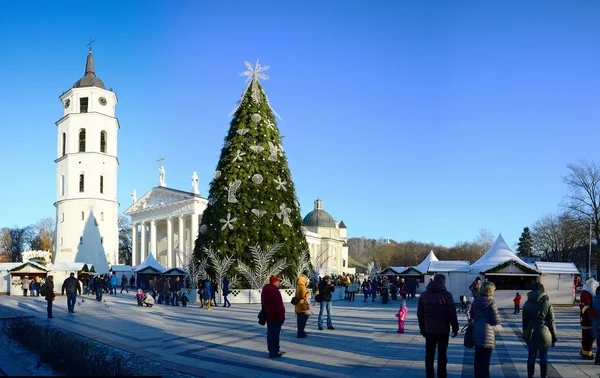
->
<box><xmin>522</xmin><ymin>282</ymin><xmax>557</xmax><ymax>378</ymax></box>
<box><xmin>294</xmin><ymin>275</ymin><xmax>311</xmax><ymax>338</ymax></box>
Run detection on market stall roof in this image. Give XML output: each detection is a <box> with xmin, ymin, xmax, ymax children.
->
<box><xmin>110</xmin><ymin>265</ymin><xmax>133</xmax><ymax>273</ymax></box>
<box><xmin>428</xmin><ymin>261</ymin><xmax>471</xmax><ymax>273</ymax></box>
<box><xmin>49</xmin><ymin>262</ymin><xmax>94</xmax><ymax>272</ymax></box>
<box><xmin>133</xmin><ymin>253</ymin><xmax>165</xmax><ymax>274</ymax></box>
<box><xmin>378</xmin><ymin>266</ymin><xmax>407</xmax><ymax>275</ymax></box>
<box><xmin>413</xmin><ymin>250</ymin><xmax>439</xmax><ymax>274</ymax></box>
<box><xmin>470</xmin><ymin>234</ymin><xmax>540</xmax><ymax>274</ymax></box>
<box><xmin>534</xmin><ymin>262</ymin><xmax>580</xmax><ymax>274</ymax></box>
<box><xmin>0</xmin><ymin>263</ymin><xmax>21</xmax><ymax>271</ymax></box>
<box><xmin>9</xmin><ymin>261</ymin><xmax>49</xmax><ymax>273</ymax></box>
<box><xmin>163</xmin><ymin>267</ymin><xmax>187</xmax><ymax>276</ymax></box>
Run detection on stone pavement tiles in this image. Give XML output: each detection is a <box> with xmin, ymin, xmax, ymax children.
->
<box><xmin>0</xmin><ymin>293</ymin><xmax>591</xmax><ymax>377</ymax></box>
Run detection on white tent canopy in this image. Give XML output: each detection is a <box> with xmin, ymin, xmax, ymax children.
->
<box><xmin>414</xmin><ymin>250</ymin><xmax>439</xmax><ymax>274</ymax></box>
<box><xmin>470</xmin><ymin>234</ymin><xmax>539</xmax><ymax>274</ymax></box>
<box><xmin>133</xmin><ymin>253</ymin><xmax>165</xmax><ymax>273</ymax></box>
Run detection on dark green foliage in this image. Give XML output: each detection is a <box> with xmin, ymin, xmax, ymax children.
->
<box><xmin>195</xmin><ymin>79</ymin><xmax>308</xmax><ymax>279</ymax></box>
<box><xmin>517</xmin><ymin>227</ymin><xmax>533</xmax><ymax>257</ymax></box>
<box><xmin>482</xmin><ymin>259</ymin><xmax>540</xmax><ymax>275</ymax></box>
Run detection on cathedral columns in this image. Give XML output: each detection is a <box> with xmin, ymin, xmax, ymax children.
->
<box><xmin>166</xmin><ymin>217</ymin><xmax>173</xmax><ymax>269</ymax></box>
<box><xmin>150</xmin><ymin>220</ymin><xmax>157</xmax><ymax>257</ymax></box>
<box><xmin>190</xmin><ymin>214</ymin><xmax>198</xmax><ymax>262</ymax></box>
<box><xmin>140</xmin><ymin>222</ymin><xmax>147</xmax><ymax>262</ymax></box>
<box><xmin>178</xmin><ymin>215</ymin><xmax>185</xmax><ymax>267</ymax></box>
<box><xmin>132</xmin><ymin>223</ymin><xmax>138</xmax><ymax>266</ymax></box>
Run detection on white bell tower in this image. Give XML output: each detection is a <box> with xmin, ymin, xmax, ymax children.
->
<box><xmin>54</xmin><ymin>46</ymin><xmax>119</xmax><ymax>273</ymax></box>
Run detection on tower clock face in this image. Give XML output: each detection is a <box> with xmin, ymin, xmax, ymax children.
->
<box><xmin>64</xmin><ymin>99</ymin><xmax>70</xmax><ymax>108</ymax></box>
<box><xmin>99</xmin><ymin>97</ymin><xmax>107</xmax><ymax>106</ymax></box>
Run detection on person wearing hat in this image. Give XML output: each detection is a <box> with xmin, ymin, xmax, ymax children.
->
<box><xmin>261</xmin><ymin>276</ymin><xmax>286</xmax><ymax>358</ymax></box>
<box><xmin>469</xmin><ymin>277</ymin><xmax>481</xmax><ymax>298</ymax></box>
<box><xmin>62</xmin><ymin>272</ymin><xmax>82</xmax><ymax>313</ymax></box>
<box><xmin>43</xmin><ymin>275</ymin><xmax>55</xmax><ymax>318</ymax></box>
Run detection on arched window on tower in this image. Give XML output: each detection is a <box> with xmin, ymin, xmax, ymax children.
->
<box><xmin>79</xmin><ymin>174</ymin><xmax>84</xmax><ymax>192</ymax></box>
<box><xmin>62</xmin><ymin>132</ymin><xmax>66</xmax><ymax>156</ymax></box>
<box><xmin>78</xmin><ymin>129</ymin><xmax>86</xmax><ymax>152</ymax></box>
<box><xmin>100</xmin><ymin>175</ymin><xmax>104</xmax><ymax>194</ymax></box>
<box><xmin>100</xmin><ymin>131</ymin><xmax>107</xmax><ymax>153</ymax></box>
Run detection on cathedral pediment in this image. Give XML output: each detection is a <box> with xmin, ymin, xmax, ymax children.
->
<box><xmin>124</xmin><ymin>187</ymin><xmax>195</xmax><ymax>215</ymax></box>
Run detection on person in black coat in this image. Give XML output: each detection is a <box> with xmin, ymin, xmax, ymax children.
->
<box><xmin>43</xmin><ymin>276</ymin><xmax>55</xmax><ymax>319</ymax></box>
<box><xmin>417</xmin><ymin>274</ymin><xmax>459</xmax><ymax>378</ymax></box>
<box><xmin>222</xmin><ymin>276</ymin><xmax>231</xmax><ymax>308</ymax></box>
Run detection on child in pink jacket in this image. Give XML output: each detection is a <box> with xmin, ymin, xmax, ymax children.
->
<box><xmin>395</xmin><ymin>300</ymin><xmax>408</xmax><ymax>333</ymax></box>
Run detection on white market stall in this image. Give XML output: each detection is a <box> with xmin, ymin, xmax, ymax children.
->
<box><xmin>470</xmin><ymin>234</ymin><xmax>541</xmax><ymax>309</ymax></box>
<box><xmin>47</xmin><ymin>262</ymin><xmax>94</xmax><ymax>293</ymax></box>
<box><xmin>6</xmin><ymin>261</ymin><xmax>49</xmax><ymax>296</ymax></box>
<box><xmin>413</xmin><ymin>250</ymin><xmax>439</xmax><ymax>294</ymax></box>
<box><xmin>535</xmin><ymin>262</ymin><xmax>579</xmax><ymax>305</ymax></box>
<box><xmin>110</xmin><ymin>265</ymin><xmax>133</xmax><ymax>286</ymax></box>
<box><xmin>427</xmin><ymin>260</ymin><xmax>471</xmax><ymax>300</ymax></box>
<box><xmin>132</xmin><ymin>254</ymin><xmax>165</xmax><ymax>290</ymax></box>
<box><xmin>0</xmin><ymin>263</ymin><xmax>21</xmax><ymax>295</ymax></box>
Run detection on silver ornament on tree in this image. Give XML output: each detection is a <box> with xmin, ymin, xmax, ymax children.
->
<box><xmin>228</xmin><ymin>180</ymin><xmax>242</xmax><ymax>203</ymax></box>
<box><xmin>200</xmin><ymin>225</ymin><xmax>208</xmax><ymax>234</ymax></box>
<box><xmin>251</xmin><ymin>113</ymin><xmax>262</xmax><ymax>122</ymax></box>
<box><xmin>220</xmin><ymin>213</ymin><xmax>237</xmax><ymax>231</ymax></box>
<box><xmin>214</xmin><ymin>171</ymin><xmax>222</xmax><ymax>179</ymax></box>
<box><xmin>251</xmin><ymin>209</ymin><xmax>267</xmax><ymax>217</ymax></box>
<box><xmin>252</xmin><ymin>174</ymin><xmax>264</xmax><ymax>184</ymax></box>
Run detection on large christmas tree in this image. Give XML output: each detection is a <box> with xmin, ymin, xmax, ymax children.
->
<box><xmin>194</xmin><ymin>61</ymin><xmax>308</xmax><ymax>279</ymax></box>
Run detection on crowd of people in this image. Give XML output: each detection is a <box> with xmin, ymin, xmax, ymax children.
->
<box><xmin>22</xmin><ymin>268</ymin><xmax>596</xmax><ymax>377</ymax></box>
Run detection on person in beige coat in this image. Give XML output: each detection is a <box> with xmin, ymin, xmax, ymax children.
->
<box><xmin>295</xmin><ymin>276</ymin><xmax>311</xmax><ymax>338</ymax></box>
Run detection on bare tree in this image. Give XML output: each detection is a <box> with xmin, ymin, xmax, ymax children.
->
<box><xmin>29</xmin><ymin>217</ymin><xmax>55</xmax><ymax>253</ymax></box>
<box><xmin>8</xmin><ymin>226</ymin><xmax>33</xmax><ymax>262</ymax></box>
<box><xmin>531</xmin><ymin>212</ymin><xmax>587</xmax><ymax>264</ymax></box>
<box><xmin>0</xmin><ymin>227</ymin><xmax>12</xmax><ymax>262</ymax></box>
<box><xmin>562</xmin><ymin>159</ymin><xmax>600</xmax><ymax>275</ymax></box>
<box><xmin>118</xmin><ymin>216</ymin><xmax>132</xmax><ymax>265</ymax></box>
<box><xmin>474</xmin><ymin>229</ymin><xmax>495</xmax><ymax>257</ymax></box>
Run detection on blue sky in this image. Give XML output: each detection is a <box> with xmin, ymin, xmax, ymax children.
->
<box><xmin>0</xmin><ymin>1</ymin><xmax>598</xmax><ymax>248</ymax></box>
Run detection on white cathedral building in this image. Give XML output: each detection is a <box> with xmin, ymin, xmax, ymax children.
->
<box><xmin>126</xmin><ymin>171</ymin><xmax>352</xmax><ymax>275</ymax></box>
<box><xmin>53</xmin><ymin>48</ymin><xmax>119</xmax><ymax>273</ymax></box>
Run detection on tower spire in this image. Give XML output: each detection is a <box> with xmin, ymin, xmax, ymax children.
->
<box><xmin>85</xmin><ymin>38</ymin><xmax>96</xmax><ymax>77</ymax></box>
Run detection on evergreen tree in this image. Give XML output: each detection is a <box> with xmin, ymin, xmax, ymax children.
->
<box><xmin>194</xmin><ymin>61</ymin><xmax>308</xmax><ymax>279</ymax></box>
<box><xmin>517</xmin><ymin>227</ymin><xmax>533</xmax><ymax>257</ymax></box>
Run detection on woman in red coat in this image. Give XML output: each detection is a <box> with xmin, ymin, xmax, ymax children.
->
<box><xmin>261</xmin><ymin>276</ymin><xmax>286</xmax><ymax>358</ymax></box>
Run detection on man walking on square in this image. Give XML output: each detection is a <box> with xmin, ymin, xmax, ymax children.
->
<box><xmin>318</xmin><ymin>275</ymin><xmax>335</xmax><ymax>330</ymax></box>
<box><xmin>121</xmin><ymin>274</ymin><xmax>129</xmax><ymax>294</ymax></box>
<box><xmin>62</xmin><ymin>272</ymin><xmax>81</xmax><ymax>313</ymax></box>
<box><xmin>418</xmin><ymin>274</ymin><xmax>459</xmax><ymax>378</ymax></box>
<box><xmin>42</xmin><ymin>275</ymin><xmax>55</xmax><ymax>318</ymax></box>
<box><xmin>261</xmin><ymin>276</ymin><xmax>285</xmax><ymax>358</ymax></box>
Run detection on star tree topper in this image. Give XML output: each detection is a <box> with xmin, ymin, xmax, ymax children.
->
<box><xmin>231</xmin><ymin>60</ymin><xmax>282</xmax><ymax>120</ymax></box>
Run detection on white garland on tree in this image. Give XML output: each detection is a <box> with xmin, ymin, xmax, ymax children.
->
<box><xmin>236</xmin><ymin>243</ymin><xmax>288</xmax><ymax>289</ymax></box>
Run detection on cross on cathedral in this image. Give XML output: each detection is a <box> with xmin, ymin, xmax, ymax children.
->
<box><xmin>157</xmin><ymin>154</ymin><xmax>165</xmax><ymax>168</ymax></box>
<box><xmin>87</xmin><ymin>38</ymin><xmax>94</xmax><ymax>52</ymax></box>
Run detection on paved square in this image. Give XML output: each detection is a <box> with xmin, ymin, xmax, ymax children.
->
<box><xmin>0</xmin><ymin>294</ymin><xmax>590</xmax><ymax>377</ymax></box>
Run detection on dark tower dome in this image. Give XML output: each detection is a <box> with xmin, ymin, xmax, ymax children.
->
<box><xmin>73</xmin><ymin>50</ymin><xmax>105</xmax><ymax>89</ymax></box>
<box><xmin>303</xmin><ymin>198</ymin><xmax>336</xmax><ymax>228</ymax></box>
